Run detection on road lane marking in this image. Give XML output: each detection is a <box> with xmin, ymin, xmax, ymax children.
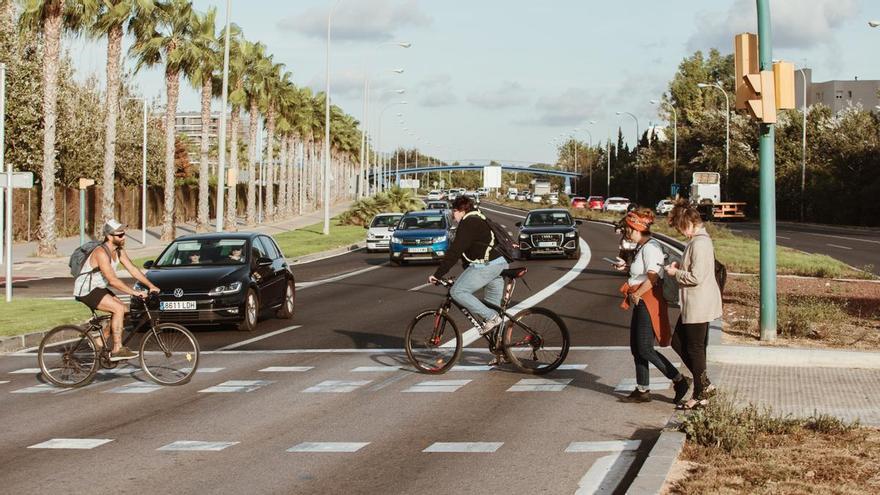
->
<box><xmin>158</xmin><ymin>441</ymin><xmax>239</xmax><ymax>452</ymax></box>
<box><xmin>0</xmin><ymin>381</ymin><xmax>9</xmax><ymax>385</ymax></box>
<box><xmin>565</xmin><ymin>440</ymin><xmax>641</xmax><ymax>453</ymax></box>
<box><xmin>351</xmin><ymin>365</ymin><xmax>405</xmax><ymax>372</ymax></box>
<box><xmin>403</xmin><ymin>379</ymin><xmax>472</xmax><ymax>393</ymax></box>
<box><xmin>827</xmin><ymin>243</ymin><xmax>853</xmax><ymax>250</ymax></box>
<box><xmin>302</xmin><ymin>380</ymin><xmax>371</xmax><ymax>393</ymax></box>
<box><xmin>198</xmin><ymin>380</ymin><xmax>274</xmax><ymax>393</ymax></box>
<box><xmin>296</xmin><ymin>265</ymin><xmax>383</xmax><ymax>290</ymax></box>
<box><xmin>808</xmin><ymin>232</ymin><xmax>880</xmax><ymax>245</ymax></box>
<box><xmin>215</xmin><ymin>325</ymin><xmax>302</xmax><ymax>351</ymax></box>
<box><xmin>447</xmin><ymin>237</ymin><xmax>592</xmax><ymax>348</ymax></box>
<box><xmin>575</xmin><ymin>452</ymin><xmax>637</xmax><ymax>494</ymax></box>
<box><xmin>12</xmin><ymin>384</ymin><xmax>63</xmax><ymax>394</ymax></box>
<box><xmin>423</xmin><ymin>442</ymin><xmax>503</xmax><ymax>453</ymax></box>
<box><xmin>507</xmin><ymin>378</ymin><xmax>572</xmax><ymax>392</ymax></box>
<box><xmin>777</xmin><ymin>235</ymin><xmax>791</xmax><ymax>240</ymax></box>
<box><xmin>259</xmin><ymin>366</ymin><xmax>314</xmax><ymax>372</ymax></box>
<box><xmin>180</xmin><ymin>367</ymin><xmax>225</xmax><ymax>374</ymax></box>
<box><xmin>198</xmin><ymin>348</ymin><xmax>631</xmax><ymax>355</ymax></box>
<box><xmin>479</xmin><ymin>206</ymin><xmax>525</xmax><ymax>219</ymax></box>
<box><xmin>28</xmin><ymin>438</ymin><xmax>113</xmax><ymax>450</ymax></box>
<box><xmin>9</xmin><ymin>368</ymin><xmax>40</xmax><ymax>374</ymax></box>
<box><xmin>614</xmin><ymin>378</ymin><xmax>671</xmax><ymax>393</ymax></box>
<box><xmin>287</xmin><ymin>442</ymin><xmax>369</xmax><ymax>453</ymax></box>
<box><xmin>408</xmin><ymin>282</ymin><xmax>433</xmax><ymax>292</ymax></box>
<box><xmin>104</xmin><ymin>382</ymin><xmax>162</xmax><ymax>394</ymax></box>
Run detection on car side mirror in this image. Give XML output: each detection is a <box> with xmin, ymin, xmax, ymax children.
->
<box><xmin>515</xmin><ymin>222</ymin><xmax>522</xmax><ymax>227</ymax></box>
<box><xmin>388</xmin><ymin>226</ymin><xmax>396</xmax><ymax>232</ymax></box>
<box><xmin>143</xmin><ymin>260</ymin><xmax>154</xmax><ymax>269</ymax></box>
<box><xmin>257</xmin><ymin>257</ymin><xmax>273</xmax><ymax>267</ymax></box>
<box><xmin>363</xmin><ymin>224</ymin><xmax>369</xmax><ymax>229</ymax></box>
<box><xmin>575</xmin><ymin>220</ymin><xmax>583</xmax><ymax>225</ymax></box>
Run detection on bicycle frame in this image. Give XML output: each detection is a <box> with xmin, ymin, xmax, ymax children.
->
<box><xmin>80</xmin><ymin>298</ymin><xmax>169</xmax><ymax>359</ymax></box>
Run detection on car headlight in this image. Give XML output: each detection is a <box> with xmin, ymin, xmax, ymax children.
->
<box><xmin>367</xmin><ymin>232</ymin><xmax>376</xmax><ymax>240</ymax></box>
<box><xmin>209</xmin><ymin>281</ymin><xmax>242</xmax><ymax>296</ymax></box>
<box><xmin>434</xmin><ymin>235</ymin><xmax>447</xmax><ymax>243</ymax></box>
<box><xmin>565</xmin><ymin>231</ymin><xmax>577</xmax><ymax>238</ymax></box>
<box><xmin>519</xmin><ymin>234</ymin><xmax>529</xmax><ymax>239</ymax></box>
<box><xmin>391</xmin><ymin>237</ymin><xmax>402</xmax><ymax>244</ymax></box>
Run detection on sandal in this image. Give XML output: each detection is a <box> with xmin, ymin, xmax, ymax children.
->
<box><xmin>676</xmin><ymin>398</ymin><xmax>708</xmax><ymax>410</ymax></box>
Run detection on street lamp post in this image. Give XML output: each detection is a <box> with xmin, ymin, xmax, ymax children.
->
<box><xmin>798</xmin><ymin>67</ymin><xmax>808</xmax><ymax>222</ymax></box>
<box><xmin>361</xmin><ymin>56</ymin><xmax>408</xmax><ymax>199</ymax></box>
<box><xmin>215</xmin><ymin>0</ymin><xmax>232</xmax><ymax>232</ymax></box>
<box><xmin>697</xmin><ymin>82</ymin><xmax>731</xmax><ymax>191</ymax></box>
<box><xmin>579</xmin><ymin>121</ymin><xmax>595</xmax><ymax>195</ymax></box>
<box><xmin>323</xmin><ymin>0</ymin><xmax>343</xmax><ymax>236</ymax></box>
<box><xmin>616</xmin><ymin>111</ymin><xmax>640</xmax><ymax>202</ymax></box>
<box><xmin>378</xmin><ymin>101</ymin><xmax>406</xmax><ymax>192</ymax></box>
<box><xmin>650</xmin><ymin>99</ymin><xmax>678</xmax><ymax>190</ymax></box>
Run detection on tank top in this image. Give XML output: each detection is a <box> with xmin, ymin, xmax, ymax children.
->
<box><xmin>73</xmin><ymin>246</ymin><xmax>119</xmax><ymax>297</ymax></box>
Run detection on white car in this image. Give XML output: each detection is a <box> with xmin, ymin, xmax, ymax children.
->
<box><xmin>603</xmin><ymin>197</ymin><xmax>631</xmax><ymax>213</ymax></box>
<box><xmin>548</xmin><ymin>193</ymin><xmax>559</xmax><ymax>205</ymax></box>
<box><xmin>531</xmin><ymin>195</ymin><xmax>543</xmax><ymax>203</ymax></box>
<box><xmin>507</xmin><ymin>190</ymin><xmax>518</xmax><ymax>200</ymax></box>
<box><xmin>366</xmin><ymin>213</ymin><xmax>404</xmax><ymax>252</ymax></box>
<box><xmin>477</xmin><ymin>187</ymin><xmax>489</xmax><ymax>196</ymax></box>
<box><xmin>426</xmin><ymin>190</ymin><xmax>442</xmax><ymax>201</ymax></box>
<box><xmin>656</xmin><ymin>199</ymin><xmax>674</xmax><ymax>215</ymax></box>
<box><xmin>516</xmin><ymin>192</ymin><xmax>527</xmax><ymax>201</ymax></box>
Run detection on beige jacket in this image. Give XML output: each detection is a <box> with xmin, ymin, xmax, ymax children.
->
<box><xmin>675</xmin><ymin>227</ymin><xmax>722</xmax><ymax>324</ymax></box>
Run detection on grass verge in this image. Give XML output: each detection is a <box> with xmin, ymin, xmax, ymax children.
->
<box><xmin>0</xmin><ymin>298</ymin><xmax>93</xmax><ymax>338</ymax></box>
<box><xmin>272</xmin><ymin>217</ymin><xmax>366</xmax><ymax>259</ymax></box>
<box><xmin>670</xmin><ymin>392</ymin><xmax>880</xmax><ymax>494</ymax></box>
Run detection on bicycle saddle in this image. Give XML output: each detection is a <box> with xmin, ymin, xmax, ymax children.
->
<box><xmin>501</xmin><ymin>267</ymin><xmax>528</xmax><ymax>279</ymax></box>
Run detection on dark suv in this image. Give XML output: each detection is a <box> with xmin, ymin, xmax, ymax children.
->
<box><xmin>516</xmin><ymin>209</ymin><xmax>582</xmax><ymax>259</ymax></box>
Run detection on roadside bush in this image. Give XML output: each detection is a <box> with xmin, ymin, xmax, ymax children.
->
<box><xmin>777</xmin><ymin>295</ymin><xmax>848</xmax><ymax>339</ymax></box>
<box><xmin>337</xmin><ymin>187</ymin><xmax>424</xmax><ymax>226</ymax></box>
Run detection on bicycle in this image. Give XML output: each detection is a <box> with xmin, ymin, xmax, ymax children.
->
<box><xmin>404</xmin><ymin>266</ymin><xmax>569</xmax><ymax>375</ymax></box>
<box><xmin>38</xmin><ymin>293</ymin><xmax>200</xmax><ymax>388</ymax></box>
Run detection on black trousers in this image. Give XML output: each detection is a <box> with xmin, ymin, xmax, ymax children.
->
<box><xmin>630</xmin><ymin>302</ymin><xmax>679</xmax><ymax>388</ymax></box>
<box><xmin>671</xmin><ymin>316</ymin><xmax>710</xmax><ymax>399</ymax></box>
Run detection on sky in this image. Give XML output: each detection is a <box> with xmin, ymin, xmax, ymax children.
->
<box><xmin>67</xmin><ymin>0</ymin><xmax>880</xmax><ymax>164</ymax></box>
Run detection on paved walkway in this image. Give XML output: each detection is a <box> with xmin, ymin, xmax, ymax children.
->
<box><xmin>1</xmin><ymin>202</ymin><xmax>353</xmax><ymax>281</ymax></box>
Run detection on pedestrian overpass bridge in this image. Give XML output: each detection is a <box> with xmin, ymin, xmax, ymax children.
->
<box><xmin>367</xmin><ymin>163</ymin><xmax>581</xmax><ymax>180</ymax></box>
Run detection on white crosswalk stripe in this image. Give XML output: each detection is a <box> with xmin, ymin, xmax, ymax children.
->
<box><xmin>507</xmin><ymin>378</ymin><xmax>572</xmax><ymax>392</ymax></box>
<box><xmin>198</xmin><ymin>380</ymin><xmax>274</xmax><ymax>393</ymax></box>
<box><xmin>104</xmin><ymin>382</ymin><xmax>162</xmax><ymax>394</ymax></box>
<box><xmin>158</xmin><ymin>441</ymin><xmax>239</xmax><ymax>452</ymax></box>
<box><xmin>423</xmin><ymin>442</ymin><xmax>503</xmax><ymax>453</ymax></box>
<box><xmin>303</xmin><ymin>380</ymin><xmax>371</xmax><ymax>393</ymax></box>
<box><xmin>28</xmin><ymin>438</ymin><xmax>113</xmax><ymax>450</ymax></box>
<box><xmin>259</xmin><ymin>366</ymin><xmax>314</xmax><ymax>373</ymax></box>
<box><xmin>614</xmin><ymin>378</ymin><xmax>671</xmax><ymax>392</ymax></box>
<box><xmin>402</xmin><ymin>379</ymin><xmax>472</xmax><ymax>393</ymax></box>
<box><xmin>287</xmin><ymin>442</ymin><xmax>370</xmax><ymax>453</ymax></box>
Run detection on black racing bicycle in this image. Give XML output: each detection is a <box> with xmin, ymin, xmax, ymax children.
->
<box><xmin>37</xmin><ymin>293</ymin><xmax>200</xmax><ymax>388</ymax></box>
<box><xmin>404</xmin><ymin>267</ymin><xmax>569</xmax><ymax>375</ymax></box>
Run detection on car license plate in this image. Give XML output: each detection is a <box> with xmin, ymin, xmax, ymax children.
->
<box><xmin>538</xmin><ymin>242</ymin><xmax>557</xmax><ymax>247</ymax></box>
<box><xmin>160</xmin><ymin>301</ymin><xmax>196</xmax><ymax>311</ymax></box>
<box><xmin>408</xmin><ymin>247</ymin><xmax>430</xmax><ymax>253</ymax></box>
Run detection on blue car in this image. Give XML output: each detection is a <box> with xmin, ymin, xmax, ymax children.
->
<box><xmin>389</xmin><ymin>210</ymin><xmax>454</xmax><ymax>265</ymax></box>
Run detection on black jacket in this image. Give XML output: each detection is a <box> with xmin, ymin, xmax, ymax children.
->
<box><xmin>433</xmin><ymin>212</ymin><xmax>502</xmax><ymax>278</ymax></box>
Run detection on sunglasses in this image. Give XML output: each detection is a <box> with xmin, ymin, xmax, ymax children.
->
<box><xmin>112</xmin><ymin>232</ymin><xmax>126</xmax><ymax>238</ymax></box>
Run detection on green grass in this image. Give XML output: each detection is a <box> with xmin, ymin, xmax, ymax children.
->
<box><xmin>0</xmin><ymin>298</ymin><xmax>93</xmax><ymax>338</ymax></box>
<box><xmin>272</xmin><ymin>217</ymin><xmax>367</xmax><ymax>259</ymax></box>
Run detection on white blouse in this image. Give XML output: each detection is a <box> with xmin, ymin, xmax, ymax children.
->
<box><xmin>627</xmin><ymin>240</ymin><xmax>665</xmax><ymax>286</ymax></box>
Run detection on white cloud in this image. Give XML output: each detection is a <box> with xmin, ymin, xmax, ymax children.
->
<box><xmin>467</xmin><ymin>81</ymin><xmax>530</xmax><ymax>110</ymax></box>
<box><xmin>279</xmin><ymin>0</ymin><xmax>432</xmax><ymax>42</ymax></box>
<box><xmin>529</xmin><ymin>88</ymin><xmax>600</xmax><ymax>127</ymax></box>
<box><xmin>418</xmin><ymin>74</ymin><xmax>458</xmax><ymax>107</ymax></box>
<box><xmin>688</xmin><ymin>0</ymin><xmax>860</xmax><ymax>52</ymax></box>
<box><xmin>306</xmin><ymin>69</ymin><xmax>366</xmax><ymax>98</ymax></box>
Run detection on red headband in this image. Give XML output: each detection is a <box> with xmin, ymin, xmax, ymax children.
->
<box><xmin>624</xmin><ymin>212</ymin><xmax>652</xmax><ymax>232</ymax></box>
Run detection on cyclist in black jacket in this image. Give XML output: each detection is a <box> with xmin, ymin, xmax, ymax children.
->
<box><xmin>428</xmin><ymin>196</ymin><xmax>509</xmax><ymax>338</ymax></box>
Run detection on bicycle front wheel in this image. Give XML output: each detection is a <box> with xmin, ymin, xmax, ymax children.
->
<box><xmin>38</xmin><ymin>325</ymin><xmax>100</xmax><ymax>388</ymax></box>
<box><xmin>405</xmin><ymin>310</ymin><xmax>461</xmax><ymax>374</ymax></box>
<box><xmin>503</xmin><ymin>307</ymin><xmax>569</xmax><ymax>375</ymax></box>
<box><xmin>139</xmin><ymin>323</ymin><xmax>199</xmax><ymax>385</ymax></box>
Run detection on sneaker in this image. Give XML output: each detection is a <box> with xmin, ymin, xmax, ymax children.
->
<box><xmin>109</xmin><ymin>346</ymin><xmax>139</xmax><ymax>362</ymax></box>
<box><xmin>488</xmin><ymin>354</ymin><xmax>509</xmax><ymax>366</ymax></box>
<box><xmin>479</xmin><ymin>314</ymin><xmax>503</xmax><ymax>335</ymax></box>
<box><xmin>620</xmin><ymin>388</ymin><xmax>651</xmax><ymax>403</ymax></box>
<box><xmin>673</xmin><ymin>376</ymin><xmax>692</xmax><ymax>404</ymax></box>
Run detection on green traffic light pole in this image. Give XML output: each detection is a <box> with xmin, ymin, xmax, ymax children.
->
<box><xmin>757</xmin><ymin>0</ymin><xmax>777</xmax><ymax>340</ymax></box>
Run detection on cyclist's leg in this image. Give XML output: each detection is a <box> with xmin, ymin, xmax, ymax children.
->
<box><xmin>482</xmin><ymin>261</ymin><xmax>508</xmax><ymax>309</ymax></box>
<box><xmin>450</xmin><ymin>265</ymin><xmax>497</xmax><ymax>321</ymax></box>
<box><xmin>95</xmin><ymin>293</ymin><xmax>126</xmax><ymax>353</ymax></box>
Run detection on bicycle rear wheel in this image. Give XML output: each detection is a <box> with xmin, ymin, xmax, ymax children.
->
<box><xmin>405</xmin><ymin>310</ymin><xmax>461</xmax><ymax>374</ymax></box>
<box><xmin>139</xmin><ymin>323</ymin><xmax>199</xmax><ymax>385</ymax></box>
<box><xmin>502</xmin><ymin>307</ymin><xmax>569</xmax><ymax>375</ymax></box>
<box><xmin>38</xmin><ymin>325</ymin><xmax>100</xmax><ymax>388</ymax></box>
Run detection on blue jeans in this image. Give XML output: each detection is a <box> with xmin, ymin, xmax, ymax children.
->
<box><xmin>630</xmin><ymin>301</ymin><xmax>680</xmax><ymax>388</ymax></box>
<box><xmin>450</xmin><ymin>258</ymin><xmax>508</xmax><ymax>321</ymax></box>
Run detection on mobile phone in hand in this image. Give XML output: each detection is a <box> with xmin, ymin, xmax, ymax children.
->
<box><xmin>603</xmin><ymin>257</ymin><xmax>622</xmax><ymax>265</ymax></box>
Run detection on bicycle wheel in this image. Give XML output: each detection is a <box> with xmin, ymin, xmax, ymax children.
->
<box><xmin>139</xmin><ymin>323</ymin><xmax>199</xmax><ymax>385</ymax></box>
<box><xmin>38</xmin><ymin>325</ymin><xmax>100</xmax><ymax>388</ymax></box>
<box><xmin>502</xmin><ymin>307</ymin><xmax>569</xmax><ymax>375</ymax></box>
<box><xmin>405</xmin><ymin>310</ymin><xmax>461</xmax><ymax>374</ymax></box>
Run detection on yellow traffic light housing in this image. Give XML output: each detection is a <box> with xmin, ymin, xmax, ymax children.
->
<box><xmin>734</xmin><ymin>33</ymin><xmax>777</xmax><ymax>123</ymax></box>
<box><xmin>78</xmin><ymin>178</ymin><xmax>95</xmax><ymax>190</ymax></box>
<box><xmin>773</xmin><ymin>61</ymin><xmax>796</xmax><ymax>110</ymax></box>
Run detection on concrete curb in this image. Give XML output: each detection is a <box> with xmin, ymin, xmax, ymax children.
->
<box><xmin>708</xmin><ymin>343</ymin><xmax>880</xmax><ymax>369</ymax></box>
<box><xmin>627</xmin><ymin>430</ymin><xmax>686</xmax><ymax>494</ymax></box>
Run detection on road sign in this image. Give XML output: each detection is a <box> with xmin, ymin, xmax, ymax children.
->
<box><xmin>0</xmin><ymin>171</ymin><xmax>33</xmax><ymax>189</ymax></box>
<box><xmin>483</xmin><ymin>165</ymin><xmax>501</xmax><ymax>189</ymax></box>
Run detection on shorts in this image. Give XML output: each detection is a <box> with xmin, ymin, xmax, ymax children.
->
<box><xmin>75</xmin><ymin>288</ymin><xmax>116</xmax><ymax>310</ymax></box>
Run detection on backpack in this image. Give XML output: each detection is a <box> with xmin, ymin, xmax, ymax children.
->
<box><xmin>485</xmin><ymin>217</ymin><xmax>518</xmax><ymax>262</ymax></box>
<box><xmin>661</xmin><ymin>238</ymin><xmax>727</xmax><ymax>307</ymax></box>
<box><xmin>69</xmin><ymin>241</ymin><xmax>112</xmax><ymax>279</ymax></box>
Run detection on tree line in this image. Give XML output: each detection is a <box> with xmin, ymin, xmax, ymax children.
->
<box><xmin>2</xmin><ymin>0</ymin><xmax>365</xmax><ymax>255</ymax></box>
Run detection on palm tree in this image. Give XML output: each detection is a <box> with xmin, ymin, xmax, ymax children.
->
<box><xmin>129</xmin><ymin>0</ymin><xmax>199</xmax><ymax>241</ymax></box>
<box><xmin>261</xmin><ymin>63</ymin><xmax>288</xmax><ymax>221</ymax></box>
<box><xmin>86</xmin><ymin>0</ymin><xmax>155</xmax><ymax>228</ymax></box>
<box><xmin>21</xmin><ymin>0</ymin><xmax>84</xmax><ymax>256</ymax></box>
<box><xmin>240</xmin><ymin>40</ymin><xmax>269</xmax><ymax>225</ymax></box>
<box><xmin>223</xmin><ymin>26</ymin><xmax>244</xmax><ymax>231</ymax></box>
<box><xmin>188</xmin><ymin>6</ymin><xmax>219</xmax><ymax>232</ymax></box>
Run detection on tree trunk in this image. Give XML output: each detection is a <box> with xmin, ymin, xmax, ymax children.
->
<box><xmin>37</xmin><ymin>0</ymin><xmax>63</xmax><ymax>257</ymax></box>
<box><xmin>294</xmin><ymin>137</ymin><xmax>301</xmax><ymax>215</ymax></box>
<box><xmin>100</xmin><ymin>22</ymin><xmax>123</xmax><ymax>229</ymax></box>
<box><xmin>278</xmin><ymin>134</ymin><xmax>288</xmax><ymax>217</ymax></box>
<box><xmin>287</xmin><ymin>135</ymin><xmax>295</xmax><ymax>216</ymax></box>
<box><xmin>265</xmin><ymin>105</ymin><xmax>276</xmax><ymax>221</ymax></box>
<box><xmin>225</xmin><ymin>104</ymin><xmax>240</xmax><ymax>231</ymax></box>
<box><xmin>160</xmin><ymin>67</ymin><xmax>179</xmax><ymax>242</ymax></box>
<box><xmin>245</xmin><ymin>99</ymin><xmax>257</xmax><ymax>225</ymax></box>
<box><xmin>196</xmin><ymin>74</ymin><xmax>212</xmax><ymax>232</ymax></box>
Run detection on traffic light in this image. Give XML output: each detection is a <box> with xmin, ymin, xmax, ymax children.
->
<box><xmin>734</xmin><ymin>33</ymin><xmax>777</xmax><ymax>123</ymax></box>
<box><xmin>773</xmin><ymin>61</ymin><xmax>796</xmax><ymax>110</ymax></box>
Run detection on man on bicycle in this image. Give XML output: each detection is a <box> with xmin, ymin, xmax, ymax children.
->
<box><xmin>73</xmin><ymin>220</ymin><xmax>160</xmax><ymax>361</ymax></box>
<box><xmin>428</xmin><ymin>196</ymin><xmax>509</xmax><ymax>345</ymax></box>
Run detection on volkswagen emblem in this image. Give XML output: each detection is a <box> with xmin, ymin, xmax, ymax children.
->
<box><xmin>173</xmin><ymin>288</ymin><xmax>184</xmax><ymax>298</ymax></box>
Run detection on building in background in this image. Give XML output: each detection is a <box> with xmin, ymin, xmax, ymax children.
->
<box><xmin>794</xmin><ymin>69</ymin><xmax>880</xmax><ymax>113</ymax></box>
<box><xmin>174</xmin><ymin>112</ymin><xmax>251</xmax><ymax>171</ymax></box>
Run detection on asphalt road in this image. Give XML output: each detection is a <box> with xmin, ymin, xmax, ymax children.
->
<box><xmin>731</xmin><ymin>221</ymin><xmax>880</xmax><ymax>275</ymax></box>
<box><xmin>0</xmin><ymin>203</ymin><xmax>684</xmax><ymax>494</ymax></box>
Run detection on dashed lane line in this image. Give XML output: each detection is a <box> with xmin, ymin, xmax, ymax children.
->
<box><xmin>827</xmin><ymin>243</ymin><xmax>853</xmax><ymax>250</ymax></box>
<box><xmin>295</xmin><ymin>265</ymin><xmax>383</xmax><ymax>290</ymax></box>
<box><xmin>215</xmin><ymin>325</ymin><xmax>302</xmax><ymax>351</ymax></box>
<box><xmin>808</xmin><ymin>232</ymin><xmax>880</xmax><ymax>245</ymax></box>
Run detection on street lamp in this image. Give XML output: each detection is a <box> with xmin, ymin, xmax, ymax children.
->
<box><xmin>126</xmin><ymin>97</ymin><xmax>149</xmax><ymax>247</ymax></box>
<box><xmin>215</xmin><ymin>0</ymin><xmax>232</xmax><ymax>232</ymax></box>
<box><xmin>697</xmin><ymin>82</ymin><xmax>731</xmax><ymax>190</ymax></box>
<box><xmin>650</xmin><ymin>98</ymin><xmax>678</xmax><ymax>188</ymax></box>
<box><xmin>323</xmin><ymin>0</ymin><xmax>344</xmax><ymax>235</ymax></box>
<box><xmin>378</xmin><ymin>101</ymin><xmax>407</xmax><ymax>192</ymax></box>
<box><xmin>579</xmin><ymin>121</ymin><xmax>596</xmax><ymax>195</ymax></box>
<box><xmin>797</xmin><ymin>66</ymin><xmax>808</xmax><ymax>222</ymax></box>
<box><xmin>869</xmin><ymin>20</ymin><xmax>880</xmax><ymax>27</ymax></box>
<box><xmin>616</xmin><ymin>111</ymin><xmax>640</xmax><ymax>202</ymax></box>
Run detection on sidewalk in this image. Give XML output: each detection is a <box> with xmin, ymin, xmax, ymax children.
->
<box><xmin>1</xmin><ymin>202</ymin><xmax>354</xmax><ymax>281</ymax></box>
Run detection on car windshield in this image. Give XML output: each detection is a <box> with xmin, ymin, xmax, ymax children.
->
<box><xmin>371</xmin><ymin>215</ymin><xmax>402</xmax><ymax>228</ymax></box>
<box><xmin>398</xmin><ymin>215</ymin><xmax>447</xmax><ymax>230</ymax></box>
<box><xmin>525</xmin><ymin>212</ymin><xmax>573</xmax><ymax>226</ymax></box>
<box><xmin>155</xmin><ymin>238</ymin><xmax>248</xmax><ymax>267</ymax></box>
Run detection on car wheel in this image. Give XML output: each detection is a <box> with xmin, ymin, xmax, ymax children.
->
<box><xmin>238</xmin><ymin>289</ymin><xmax>259</xmax><ymax>332</ymax></box>
<box><xmin>276</xmin><ymin>280</ymin><xmax>295</xmax><ymax>319</ymax></box>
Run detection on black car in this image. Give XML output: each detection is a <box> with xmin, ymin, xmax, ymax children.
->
<box><xmin>516</xmin><ymin>209</ymin><xmax>582</xmax><ymax>259</ymax></box>
<box><xmin>131</xmin><ymin>233</ymin><xmax>295</xmax><ymax>331</ymax></box>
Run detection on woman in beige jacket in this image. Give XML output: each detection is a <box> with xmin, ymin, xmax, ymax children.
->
<box><xmin>664</xmin><ymin>201</ymin><xmax>722</xmax><ymax>409</ymax></box>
